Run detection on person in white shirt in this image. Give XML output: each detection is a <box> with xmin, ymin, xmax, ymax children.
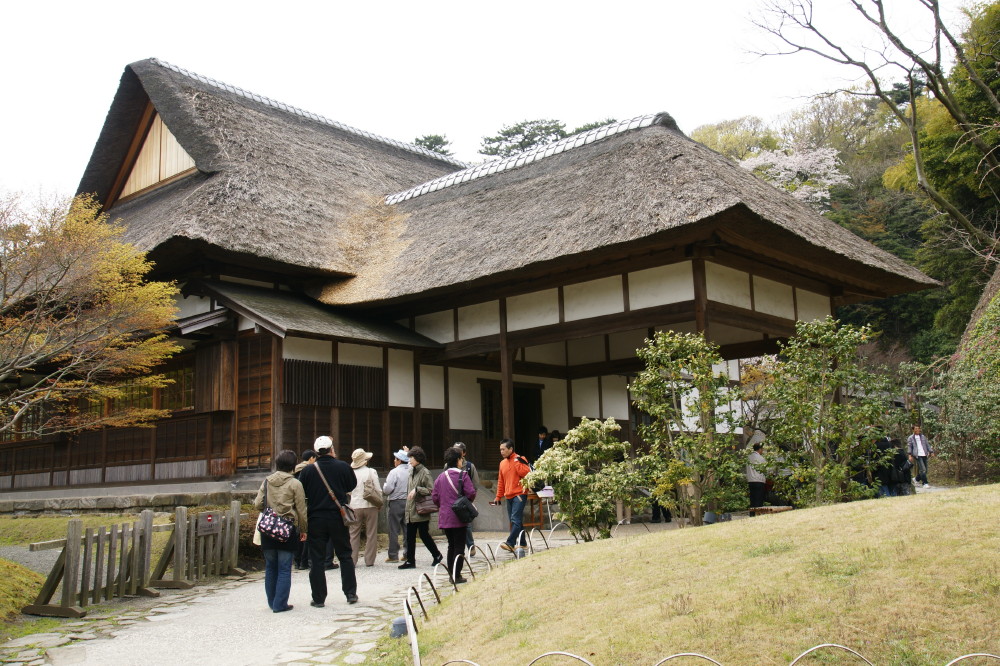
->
<box><xmin>906</xmin><ymin>425</ymin><xmax>933</xmax><ymax>488</ymax></box>
<box><xmin>382</xmin><ymin>449</ymin><xmax>410</xmax><ymax>563</ymax></box>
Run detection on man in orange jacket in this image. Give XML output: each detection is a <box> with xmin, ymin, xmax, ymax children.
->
<box><xmin>491</xmin><ymin>438</ymin><xmax>531</xmax><ymax>556</ymax></box>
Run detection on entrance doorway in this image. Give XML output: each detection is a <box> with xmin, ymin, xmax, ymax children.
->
<box><xmin>480</xmin><ymin>379</ymin><xmax>544</xmax><ymax>461</ymax></box>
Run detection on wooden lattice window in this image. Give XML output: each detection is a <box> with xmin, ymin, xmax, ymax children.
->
<box><xmin>162</xmin><ymin>356</ymin><xmax>196</xmax><ymax>411</ymax></box>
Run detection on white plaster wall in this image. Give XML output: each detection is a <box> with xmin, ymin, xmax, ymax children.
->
<box><xmin>571</xmin><ymin>377</ymin><xmax>601</xmax><ymax>418</ymax></box>
<box><xmin>706</xmin><ymin>263</ymin><xmax>752</xmax><ymax>308</ymax></box>
<box><xmin>601</xmin><ymin>375</ymin><xmax>630</xmax><ymax>420</ymax></box>
<box><xmin>415</xmin><ymin>311</ymin><xmax>454</xmax><ymax>343</ymax></box>
<box><xmin>338</xmin><ymin>343</ymin><xmax>383</xmax><ymax>368</ymax></box>
<box><xmin>458</xmin><ymin>301</ymin><xmax>500</xmax><ymax>339</ymax></box>
<box><xmin>448</xmin><ymin>368</ymin><xmax>483</xmax><ymax>430</ymax></box>
<box><xmin>175</xmin><ymin>295</ymin><xmax>212</xmax><ymax>319</ymax></box>
<box><xmin>237</xmin><ymin>316</ymin><xmax>255</xmax><ymax>331</ymax></box>
<box><xmin>388</xmin><ymin>349</ymin><xmax>414</xmax><ymax>408</ymax></box>
<box><xmin>524</xmin><ymin>342</ymin><xmax>566</xmax><ymax>365</ymax></box>
<box><xmin>540</xmin><ymin>378</ymin><xmax>568</xmax><ymax>432</ymax></box>
<box><xmin>712</xmin><ymin>360</ymin><xmax>742</xmax><ymax>382</ymax></box>
<box><xmin>219</xmin><ymin>276</ymin><xmax>274</xmax><ymax>288</ymax></box>
<box><xmin>796</xmin><ymin>288</ymin><xmax>831</xmax><ymax>321</ymax></box>
<box><xmin>609</xmin><ymin>329</ymin><xmax>649</xmax><ymax>360</ymax></box>
<box><xmin>567</xmin><ymin>335</ymin><xmax>606</xmax><ymax>365</ymax></box>
<box><xmin>629</xmin><ymin>262</ymin><xmax>694</xmax><ymax>309</ymax></box>
<box><xmin>564</xmin><ymin>276</ymin><xmax>624</xmax><ymax>321</ymax></box>
<box><xmin>283</xmin><ymin>337</ymin><xmax>333</xmax><ymax>361</ymax></box>
<box><xmin>507</xmin><ymin>289</ymin><xmax>559</xmax><ymax>331</ymax></box>
<box><xmin>419</xmin><ymin>365</ymin><xmax>445</xmax><ymax>410</ymax></box>
<box><xmin>753</xmin><ymin>276</ymin><xmax>795</xmax><ymax>319</ymax></box>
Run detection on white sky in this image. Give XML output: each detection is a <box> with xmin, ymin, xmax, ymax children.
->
<box><xmin>1</xmin><ymin>0</ymin><xmax>966</xmax><ymax>197</ymax></box>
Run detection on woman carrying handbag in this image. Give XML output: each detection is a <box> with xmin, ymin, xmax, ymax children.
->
<box><xmin>253</xmin><ymin>449</ymin><xmax>308</xmax><ymax>613</ymax></box>
<box><xmin>432</xmin><ymin>447</ymin><xmax>477</xmax><ymax>583</ymax></box>
<box><xmin>398</xmin><ymin>446</ymin><xmax>443</xmax><ymax>569</ymax></box>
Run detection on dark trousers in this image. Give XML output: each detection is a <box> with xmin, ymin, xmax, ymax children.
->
<box><xmin>914</xmin><ymin>456</ymin><xmax>929</xmax><ymax>485</ymax></box>
<box><xmin>405</xmin><ymin>521</ymin><xmax>442</xmax><ymax>565</ymax></box>
<box><xmin>651</xmin><ymin>501</ymin><xmax>672</xmax><ymax>522</ymax></box>
<box><xmin>749</xmin><ymin>482</ymin><xmax>766</xmax><ymax>510</ymax></box>
<box><xmin>443</xmin><ymin>526</ymin><xmax>467</xmax><ymax>580</ymax></box>
<box><xmin>307</xmin><ymin>512</ymin><xmax>356</xmax><ymax>603</ymax></box>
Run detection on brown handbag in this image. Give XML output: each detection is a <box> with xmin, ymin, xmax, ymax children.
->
<box><xmin>414</xmin><ymin>494</ymin><xmax>438</xmax><ymax>515</ymax></box>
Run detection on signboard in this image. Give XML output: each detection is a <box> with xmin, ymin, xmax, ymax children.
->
<box><xmin>197</xmin><ymin>511</ymin><xmax>222</xmax><ymax>536</ymax></box>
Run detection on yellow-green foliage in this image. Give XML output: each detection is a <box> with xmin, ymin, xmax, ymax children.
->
<box><xmin>0</xmin><ymin>559</ymin><xmax>43</xmax><ymax>621</ymax></box>
<box><xmin>386</xmin><ymin>485</ymin><xmax>1000</xmax><ymax>666</ymax></box>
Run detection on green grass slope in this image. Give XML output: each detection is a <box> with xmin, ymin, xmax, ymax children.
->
<box><xmin>379</xmin><ymin>485</ymin><xmax>1000</xmax><ymax>666</ymax></box>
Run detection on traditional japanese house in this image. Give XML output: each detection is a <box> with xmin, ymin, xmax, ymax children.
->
<box><xmin>0</xmin><ymin>58</ymin><xmax>936</xmax><ymax>490</ymax></box>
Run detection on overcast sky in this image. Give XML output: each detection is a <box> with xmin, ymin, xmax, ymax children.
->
<box><xmin>1</xmin><ymin>0</ymin><xmax>965</xmax><ymax>198</ymax></box>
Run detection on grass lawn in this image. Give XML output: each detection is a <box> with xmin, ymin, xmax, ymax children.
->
<box><xmin>371</xmin><ymin>484</ymin><xmax>1000</xmax><ymax>665</ymax></box>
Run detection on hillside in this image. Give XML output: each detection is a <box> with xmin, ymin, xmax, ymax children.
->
<box><xmin>376</xmin><ymin>485</ymin><xmax>1000</xmax><ymax>665</ymax></box>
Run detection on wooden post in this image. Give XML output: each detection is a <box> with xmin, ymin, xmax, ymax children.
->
<box><xmin>140</xmin><ymin>510</ymin><xmax>154</xmax><ymax>589</ymax></box>
<box><xmin>118</xmin><ymin>523</ymin><xmax>130</xmax><ymax>598</ymax></box>
<box><xmin>175</xmin><ymin>506</ymin><xmax>188</xmax><ymax>583</ymax></box>
<box><xmin>499</xmin><ymin>298</ymin><xmax>515</xmax><ymax>439</ymax></box>
<box><xmin>693</xmin><ymin>258</ymin><xmax>709</xmax><ymax>337</ymax></box>
<box><xmin>106</xmin><ymin>525</ymin><xmax>119</xmax><ymax>601</ymax></box>
<box><xmin>229</xmin><ymin>500</ymin><xmax>242</xmax><ymax>572</ymax></box>
<box><xmin>79</xmin><ymin>528</ymin><xmax>93</xmax><ymax>607</ymax></box>
<box><xmin>61</xmin><ymin>520</ymin><xmax>82</xmax><ymax>609</ymax></box>
<box><xmin>93</xmin><ymin>527</ymin><xmax>105</xmax><ymax>605</ymax></box>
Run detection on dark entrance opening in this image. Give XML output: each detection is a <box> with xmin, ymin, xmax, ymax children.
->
<box><xmin>479</xmin><ymin>380</ymin><xmax>544</xmax><ymax>468</ymax></box>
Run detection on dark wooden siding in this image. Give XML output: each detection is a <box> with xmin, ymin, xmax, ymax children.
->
<box><xmin>237</xmin><ymin>333</ymin><xmax>273</xmax><ymax>471</ymax></box>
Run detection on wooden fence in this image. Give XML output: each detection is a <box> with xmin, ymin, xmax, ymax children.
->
<box><xmin>23</xmin><ymin>501</ymin><xmax>245</xmax><ymax>618</ymax></box>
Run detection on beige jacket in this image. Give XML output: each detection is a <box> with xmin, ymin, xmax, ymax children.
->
<box><xmin>253</xmin><ymin>471</ymin><xmax>308</xmax><ymax>533</ymax></box>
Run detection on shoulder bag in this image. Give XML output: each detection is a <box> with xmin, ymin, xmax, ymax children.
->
<box><xmin>445</xmin><ymin>469</ymin><xmax>478</xmax><ymax>524</ymax></box>
<box><xmin>363</xmin><ymin>468</ymin><xmax>384</xmax><ymax>509</ymax></box>
<box><xmin>257</xmin><ymin>481</ymin><xmax>296</xmax><ymax>542</ymax></box>
<box><xmin>316</xmin><ymin>465</ymin><xmax>358</xmax><ymax>524</ymax></box>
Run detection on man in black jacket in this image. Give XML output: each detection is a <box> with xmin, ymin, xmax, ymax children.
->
<box><xmin>298</xmin><ymin>436</ymin><xmax>358</xmax><ymax>606</ymax></box>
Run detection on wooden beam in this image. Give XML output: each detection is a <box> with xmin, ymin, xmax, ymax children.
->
<box><xmin>104</xmin><ymin>101</ymin><xmax>156</xmax><ymax>209</ymax></box>
<box><xmin>707</xmin><ymin>302</ymin><xmax>796</xmax><ymax>338</ymax></box>
<box><xmin>693</xmin><ymin>259</ymin><xmax>708</xmax><ymax>336</ymax></box>
<box><xmin>499</xmin><ymin>299</ymin><xmax>514</xmax><ymax>439</ymax></box>
<box><xmin>718</xmin><ymin>338</ymin><xmax>784</xmax><ymax>360</ymax></box>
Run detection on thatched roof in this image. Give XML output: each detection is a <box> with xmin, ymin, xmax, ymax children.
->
<box><xmin>79</xmin><ymin>58</ymin><xmax>464</xmax><ymax>277</ymax></box>
<box><xmin>316</xmin><ymin>113</ymin><xmax>937</xmax><ymax>307</ymax></box>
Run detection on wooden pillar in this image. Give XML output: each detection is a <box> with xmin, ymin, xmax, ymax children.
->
<box><xmin>693</xmin><ymin>258</ymin><xmax>709</xmax><ymax>337</ymax></box>
<box><xmin>499</xmin><ymin>299</ymin><xmax>515</xmax><ymax>439</ymax></box>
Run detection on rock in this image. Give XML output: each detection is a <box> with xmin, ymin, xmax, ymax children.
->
<box><xmin>3</xmin><ymin>634</ymin><xmax>70</xmax><ymax>649</ymax></box>
<box><xmin>45</xmin><ymin>645</ymin><xmax>88</xmax><ymax>665</ymax></box>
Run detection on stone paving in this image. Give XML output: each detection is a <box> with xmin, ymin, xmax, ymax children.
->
<box><xmin>0</xmin><ymin>529</ymin><xmax>588</xmax><ymax>666</ymax></box>
<box><xmin>0</xmin><ymin>567</ymin><xmax>431</xmax><ymax>666</ymax></box>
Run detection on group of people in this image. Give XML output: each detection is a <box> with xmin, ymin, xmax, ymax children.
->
<box><xmin>743</xmin><ymin>425</ymin><xmax>935</xmax><ymax>510</ymax></box>
<box><xmin>252</xmin><ymin>437</ymin><xmax>497</xmax><ymax>614</ymax></box>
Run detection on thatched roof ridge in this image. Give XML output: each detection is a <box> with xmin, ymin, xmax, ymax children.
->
<box><xmin>80</xmin><ymin>58</ymin><xmax>463</xmax><ymax>277</ymax></box>
<box><xmin>147</xmin><ymin>59</ymin><xmax>469</xmax><ymax>170</ymax></box>
<box><xmin>386</xmin><ymin>113</ymin><xmax>672</xmax><ymax>204</ymax></box>
<box><xmin>319</xmin><ymin>119</ymin><xmax>936</xmax><ymax>306</ymax></box>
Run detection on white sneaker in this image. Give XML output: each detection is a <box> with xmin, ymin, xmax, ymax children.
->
<box><xmin>923</xmin><ymin>483</ymin><xmax>930</xmax><ymax>488</ymax></box>
<box><xmin>912</xmin><ymin>478</ymin><xmax>919</xmax><ymax>486</ymax></box>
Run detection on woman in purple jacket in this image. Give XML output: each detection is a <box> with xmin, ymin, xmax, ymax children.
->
<box><xmin>432</xmin><ymin>447</ymin><xmax>477</xmax><ymax>583</ymax></box>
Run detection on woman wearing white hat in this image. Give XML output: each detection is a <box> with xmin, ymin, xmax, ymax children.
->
<box><xmin>348</xmin><ymin>448</ymin><xmax>382</xmax><ymax>566</ymax></box>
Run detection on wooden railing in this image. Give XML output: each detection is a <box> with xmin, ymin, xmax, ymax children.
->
<box><xmin>23</xmin><ymin>501</ymin><xmax>245</xmax><ymax>618</ymax></box>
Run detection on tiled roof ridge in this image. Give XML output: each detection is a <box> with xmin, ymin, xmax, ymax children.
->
<box><xmin>148</xmin><ymin>58</ymin><xmax>470</xmax><ymax>169</ymax></box>
<box><xmin>385</xmin><ymin>113</ymin><xmax>677</xmax><ymax>205</ymax></box>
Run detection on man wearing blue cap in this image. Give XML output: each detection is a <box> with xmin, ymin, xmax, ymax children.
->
<box><xmin>382</xmin><ymin>448</ymin><xmax>410</xmax><ymax>563</ymax></box>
